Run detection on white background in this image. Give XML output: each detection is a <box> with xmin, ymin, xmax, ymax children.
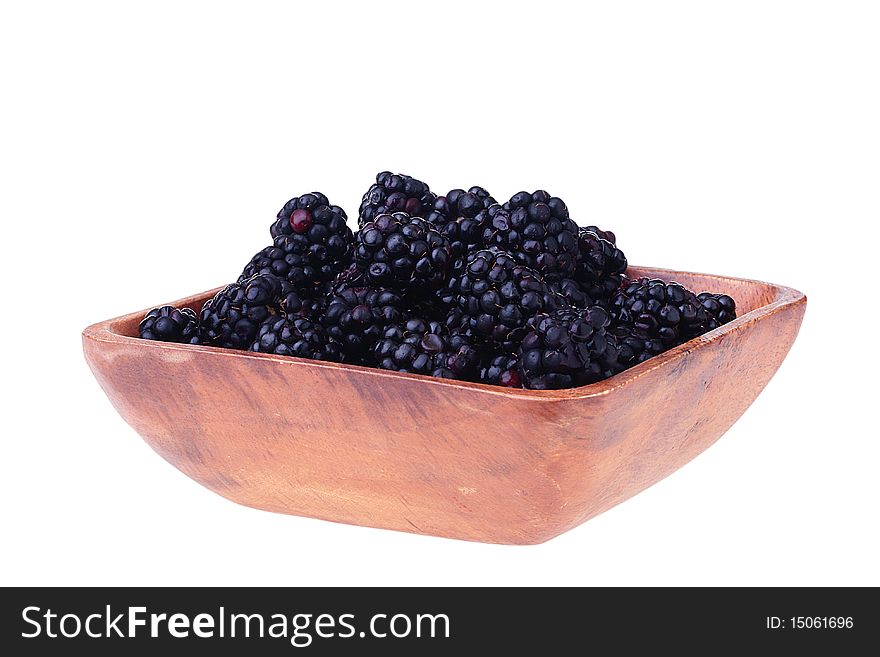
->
<box><xmin>1</xmin><ymin>1</ymin><xmax>878</xmax><ymax>586</ymax></box>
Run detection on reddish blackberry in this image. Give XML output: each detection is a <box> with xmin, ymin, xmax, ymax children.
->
<box><xmin>358</xmin><ymin>172</ymin><xmax>436</xmax><ymax>227</ymax></box>
<box><xmin>355</xmin><ymin>212</ymin><xmax>452</xmax><ymax>291</ymax></box>
<box><xmin>479</xmin><ymin>190</ymin><xmax>580</xmax><ymax>281</ymax></box>
<box><xmin>478</xmin><ymin>353</ymin><xmax>522</xmax><ymax>388</ymax></box>
<box><xmin>200</xmin><ymin>273</ymin><xmax>284</xmax><ymax>349</ymax></box>
<box><xmin>322</xmin><ymin>286</ymin><xmax>404</xmax><ymax>361</ymax></box>
<box><xmin>697</xmin><ymin>292</ymin><xmax>737</xmax><ymax>330</ymax></box>
<box><xmin>453</xmin><ymin>248</ymin><xmax>560</xmax><ymax>344</ymax></box>
<box><xmin>610</xmin><ymin>278</ymin><xmax>709</xmax><ymax>347</ymax></box>
<box><xmin>372</xmin><ymin>317</ymin><xmax>479</xmax><ymax>380</ymax></box>
<box><xmin>518</xmin><ymin>306</ymin><xmax>619</xmax><ymax>390</ymax></box>
<box><xmin>425</xmin><ymin>187</ymin><xmax>496</xmax><ymax>257</ymax></box>
<box><xmin>139</xmin><ymin>306</ymin><xmax>201</xmax><ymax>344</ymax></box>
<box><xmin>250</xmin><ymin>315</ymin><xmax>342</xmax><ymax>361</ymax></box>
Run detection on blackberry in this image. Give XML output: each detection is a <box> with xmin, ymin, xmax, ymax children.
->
<box><xmin>610</xmin><ymin>278</ymin><xmax>709</xmax><ymax>348</ymax></box>
<box><xmin>583</xmin><ymin>225</ymin><xmax>617</xmax><ymax>245</ymax></box>
<box><xmin>519</xmin><ymin>306</ymin><xmax>618</xmax><ymax>390</ymax></box>
<box><xmin>358</xmin><ymin>172</ymin><xmax>436</xmax><ymax>227</ymax></box>
<box><xmin>322</xmin><ymin>286</ymin><xmax>404</xmax><ymax>361</ymax></box>
<box><xmin>439</xmin><ymin>305</ymin><xmax>470</xmax><ymax>333</ymax></box>
<box><xmin>425</xmin><ymin>187</ymin><xmax>496</xmax><ymax>257</ymax></box>
<box><xmin>580</xmin><ymin>274</ymin><xmax>626</xmax><ymax>308</ymax></box>
<box><xmin>200</xmin><ymin>273</ymin><xmax>284</xmax><ymax>349</ymax></box>
<box><xmin>139</xmin><ymin>306</ymin><xmax>201</xmax><ymax>344</ymax></box>
<box><xmin>453</xmin><ymin>248</ymin><xmax>560</xmax><ymax>344</ymax></box>
<box><xmin>327</xmin><ymin>262</ymin><xmax>365</xmax><ymax>294</ymax></box>
<box><xmin>611</xmin><ymin>325</ymin><xmax>666</xmax><ymax>370</ymax></box>
<box><xmin>571</xmin><ymin>228</ymin><xmax>627</xmax><ymax>306</ymax></box>
<box><xmin>480</xmin><ymin>190</ymin><xmax>580</xmax><ymax>281</ymax></box>
<box><xmin>549</xmin><ymin>278</ymin><xmax>592</xmax><ymax>308</ymax></box>
<box><xmin>478</xmin><ymin>353</ymin><xmax>522</xmax><ymax>388</ymax></box>
<box><xmin>240</xmin><ymin>235</ymin><xmax>326</xmax><ymax>292</ymax></box>
<box><xmin>697</xmin><ymin>292</ymin><xmax>737</xmax><ymax>330</ymax></box>
<box><xmin>256</xmin><ymin>193</ymin><xmax>354</xmax><ymax>287</ymax></box>
<box><xmin>372</xmin><ymin>317</ymin><xmax>479</xmax><ymax>380</ymax></box>
<box><xmin>277</xmin><ymin>285</ymin><xmax>323</xmax><ymax>319</ymax></box>
<box><xmin>354</xmin><ymin>213</ymin><xmax>452</xmax><ymax>291</ymax></box>
<box><xmin>250</xmin><ymin>315</ymin><xmax>342</xmax><ymax>361</ymax></box>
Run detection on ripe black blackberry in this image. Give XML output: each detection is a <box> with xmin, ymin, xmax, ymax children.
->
<box><xmin>250</xmin><ymin>315</ymin><xmax>342</xmax><ymax>361</ymax></box>
<box><xmin>611</xmin><ymin>325</ymin><xmax>666</xmax><ymax>370</ymax></box>
<box><xmin>478</xmin><ymin>353</ymin><xmax>522</xmax><ymax>388</ymax></box>
<box><xmin>572</xmin><ymin>228</ymin><xmax>627</xmax><ymax>307</ymax></box>
<box><xmin>549</xmin><ymin>278</ymin><xmax>593</xmax><ymax>308</ymax></box>
<box><xmin>237</xmin><ymin>250</ymin><xmax>322</xmax><ymax>316</ymax></box>
<box><xmin>697</xmin><ymin>292</ymin><xmax>737</xmax><ymax>330</ymax></box>
<box><xmin>425</xmin><ymin>187</ymin><xmax>496</xmax><ymax>257</ymax></box>
<box><xmin>239</xmin><ymin>235</ymin><xmax>324</xmax><ymax>291</ymax></box>
<box><xmin>372</xmin><ymin>317</ymin><xmax>479</xmax><ymax>380</ymax></box>
<box><xmin>610</xmin><ymin>278</ymin><xmax>709</xmax><ymax>347</ymax></box>
<box><xmin>322</xmin><ymin>286</ymin><xmax>404</xmax><ymax>361</ymax></box>
<box><xmin>139</xmin><ymin>306</ymin><xmax>201</xmax><ymax>344</ymax></box>
<box><xmin>358</xmin><ymin>172</ymin><xmax>436</xmax><ymax>227</ymax></box>
<box><xmin>200</xmin><ymin>273</ymin><xmax>284</xmax><ymax>349</ymax></box>
<box><xmin>453</xmin><ymin>247</ymin><xmax>560</xmax><ymax>344</ymax></box>
<box><xmin>576</xmin><ymin>228</ymin><xmax>627</xmax><ymax>279</ymax></box>
<box><xmin>582</xmin><ymin>225</ymin><xmax>617</xmax><ymax>245</ymax></box>
<box><xmin>256</xmin><ymin>193</ymin><xmax>354</xmax><ymax>288</ymax></box>
<box><xmin>480</xmin><ymin>191</ymin><xmax>580</xmax><ymax>281</ymax></box>
<box><xmin>355</xmin><ymin>212</ymin><xmax>452</xmax><ymax>291</ymax></box>
<box><xmin>518</xmin><ymin>306</ymin><xmax>619</xmax><ymax>390</ymax></box>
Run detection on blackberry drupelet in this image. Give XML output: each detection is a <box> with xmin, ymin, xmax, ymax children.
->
<box><xmin>322</xmin><ymin>286</ymin><xmax>404</xmax><ymax>361</ymax></box>
<box><xmin>358</xmin><ymin>172</ymin><xmax>436</xmax><ymax>227</ymax></box>
<box><xmin>250</xmin><ymin>315</ymin><xmax>342</xmax><ymax>361</ymax></box>
<box><xmin>200</xmin><ymin>273</ymin><xmax>284</xmax><ymax>349</ymax></box>
<box><xmin>372</xmin><ymin>317</ymin><xmax>479</xmax><ymax>380</ymax></box>
<box><xmin>697</xmin><ymin>292</ymin><xmax>737</xmax><ymax>330</ymax></box>
<box><xmin>518</xmin><ymin>306</ymin><xmax>618</xmax><ymax>390</ymax></box>
<box><xmin>478</xmin><ymin>190</ymin><xmax>580</xmax><ymax>281</ymax></box>
<box><xmin>425</xmin><ymin>187</ymin><xmax>496</xmax><ymax>257</ymax></box>
<box><xmin>478</xmin><ymin>353</ymin><xmax>522</xmax><ymax>388</ymax></box>
<box><xmin>139</xmin><ymin>306</ymin><xmax>201</xmax><ymax>344</ymax></box>
<box><xmin>610</xmin><ymin>277</ymin><xmax>709</xmax><ymax>347</ymax></box>
<box><xmin>453</xmin><ymin>247</ymin><xmax>560</xmax><ymax>344</ymax></box>
<box><xmin>355</xmin><ymin>213</ymin><xmax>452</xmax><ymax>291</ymax></box>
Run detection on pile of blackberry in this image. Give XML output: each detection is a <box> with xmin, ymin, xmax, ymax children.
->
<box><xmin>138</xmin><ymin>172</ymin><xmax>738</xmax><ymax>389</ymax></box>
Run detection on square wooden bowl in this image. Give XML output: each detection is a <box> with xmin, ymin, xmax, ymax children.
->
<box><xmin>83</xmin><ymin>267</ymin><xmax>805</xmax><ymax>544</ymax></box>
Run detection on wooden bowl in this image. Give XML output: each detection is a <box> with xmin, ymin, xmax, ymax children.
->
<box><xmin>82</xmin><ymin>267</ymin><xmax>805</xmax><ymax>544</ymax></box>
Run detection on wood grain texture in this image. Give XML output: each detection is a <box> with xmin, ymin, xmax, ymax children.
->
<box><xmin>82</xmin><ymin>267</ymin><xmax>806</xmax><ymax>544</ymax></box>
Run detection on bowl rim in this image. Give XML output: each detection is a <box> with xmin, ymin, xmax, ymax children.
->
<box><xmin>82</xmin><ymin>266</ymin><xmax>806</xmax><ymax>401</ymax></box>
